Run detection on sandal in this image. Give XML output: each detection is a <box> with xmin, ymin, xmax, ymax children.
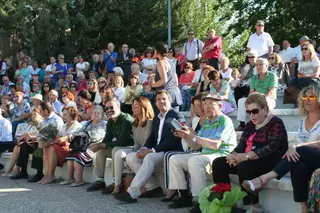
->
<box><xmin>242</xmin><ymin>177</ymin><xmax>264</xmax><ymax>195</ymax></box>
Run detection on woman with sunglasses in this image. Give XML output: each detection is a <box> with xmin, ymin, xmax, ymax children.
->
<box><xmin>42</xmin><ymin>82</ymin><xmax>52</xmax><ymax>102</ymax></box>
<box><xmin>268</xmin><ymin>53</ymin><xmax>290</xmax><ymax>91</ymax></box>
<box><xmin>242</xmin><ymin>86</ymin><xmax>320</xmax><ymax>213</ymax></box>
<box><xmin>234</xmin><ymin>51</ymin><xmax>257</xmax><ymax>105</ymax></box>
<box><xmin>87</xmin><ymin>79</ymin><xmax>102</xmax><ymax>104</ymax></box>
<box><xmin>212</xmin><ymin>92</ymin><xmax>288</xmax><ymax>213</ymax></box>
<box><xmin>97</xmin><ymin>77</ymin><xmax>107</xmax><ymax>91</ymax></box>
<box><xmin>69</xmin><ymin>83</ymin><xmax>79</xmax><ymax>104</ymax></box>
<box><xmin>62</xmin><ymin>91</ymin><xmax>77</xmax><ymax>108</ymax></box>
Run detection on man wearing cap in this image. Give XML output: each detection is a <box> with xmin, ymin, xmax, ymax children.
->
<box><xmin>166</xmin><ymin>94</ymin><xmax>237</xmax><ymax>213</ymax></box>
<box><xmin>247</xmin><ymin>20</ymin><xmax>274</xmax><ymax>58</ymax></box>
<box><xmin>49</xmin><ymin>90</ymin><xmax>63</xmax><ymax>115</ymax></box>
<box><xmin>292</xmin><ymin>36</ymin><xmax>310</xmax><ymax>76</ymax></box>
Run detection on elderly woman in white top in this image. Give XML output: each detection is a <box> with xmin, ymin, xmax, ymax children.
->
<box><xmin>112</xmin><ymin>76</ymin><xmax>125</xmax><ymax>103</ymax></box>
<box><xmin>219</xmin><ymin>56</ymin><xmax>233</xmax><ymax>81</ymax></box>
<box><xmin>76</xmin><ymin>55</ymin><xmax>90</xmax><ymax>78</ymax></box>
<box><xmin>141</xmin><ymin>48</ymin><xmax>157</xmax><ymax>80</ymax></box>
<box><xmin>41</xmin><ymin>106</ymin><xmax>82</xmax><ymax>184</ymax></box>
<box><xmin>111</xmin><ymin>96</ymin><xmax>154</xmax><ymax>195</ymax></box>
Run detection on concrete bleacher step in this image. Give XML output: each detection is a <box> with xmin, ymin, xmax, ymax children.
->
<box><xmin>182</xmin><ymin>109</ymin><xmax>302</xmax><ymax>132</ymax></box>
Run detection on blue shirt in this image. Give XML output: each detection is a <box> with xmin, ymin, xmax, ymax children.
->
<box><xmin>53</xmin><ymin>63</ymin><xmax>72</xmax><ymax>82</ymax></box>
<box><xmin>43</xmin><ymin>113</ymin><xmax>64</xmax><ymax>131</ymax></box>
<box><xmin>104</xmin><ymin>52</ymin><xmax>118</xmax><ymax>72</ymax></box>
<box><xmin>198</xmin><ymin>113</ymin><xmax>237</xmax><ymax>155</ymax></box>
<box><xmin>51</xmin><ymin>100</ymin><xmax>63</xmax><ymax>115</ymax></box>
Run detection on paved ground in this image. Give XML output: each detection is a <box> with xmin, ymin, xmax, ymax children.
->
<box><xmin>0</xmin><ymin>176</ymin><xmax>189</xmax><ymax>213</ymax></box>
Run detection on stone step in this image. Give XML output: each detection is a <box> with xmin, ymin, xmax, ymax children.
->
<box><xmin>181</xmin><ymin>109</ymin><xmax>302</xmax><ymax>132</ymax></box>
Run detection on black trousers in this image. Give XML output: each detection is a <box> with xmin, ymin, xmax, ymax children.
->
<box><xmin>0</xmin><ymin>142</ymin><xmax>14</xmax><ymax>153</ymax></box>
<box><xmin>273</xmin><ymin>146</ymin><xmax>320</xmax><ymax>202</ymax></box>
<box><xmin>212</xmin><ymin>156</ymin><xmax>277</xmax><ymax>205</ymax></box>
<box><xmin>234</xmin><ymin>85</ymin><xmax>250</xmax><ymax>106</ymax></box>
<box><xmin>207</xmin><ymin>58</ymin><xmax>220</xmax><ymax>71</ymax></box>
<box><xmin>16</xmin><ymin>142</ymin><xmax>43</xmax><ymax>173</ymax></box>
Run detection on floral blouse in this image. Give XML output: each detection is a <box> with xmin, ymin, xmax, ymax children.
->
<box><xmin>9</xmin><ymin>101</ymin><xmax>31</xmax><ymax>119</ymax></box>
<box><xmin>210</xmin><ymin>80</ymin><xmax>237</xmax><ymax>108</ymax></box>
<box><xmin>73</xmin><ymin>120</ymin><xmax>106</xmax><ymax>144</ymax></box>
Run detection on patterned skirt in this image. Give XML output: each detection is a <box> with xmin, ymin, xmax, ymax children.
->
<box><xmin>65</xmin><ymin>149</ymin><xmax>96</xmax><ymax>167</ymax></box>
<box><xmin>308</xmin><ymin>168</ymin><xmax>320</xmax><ymax>212</ymax></box>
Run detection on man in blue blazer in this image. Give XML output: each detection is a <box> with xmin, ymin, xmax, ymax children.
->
<box><xmin>115</xmin><ymin>90</ymin><xmax>185</xmax><ymax>203</ymax></box>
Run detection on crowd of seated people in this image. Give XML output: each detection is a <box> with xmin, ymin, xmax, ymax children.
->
<box><xmin>1</xmin><ymin>19</ymin><xmax>320</xmax><ymax>213</ymax></box>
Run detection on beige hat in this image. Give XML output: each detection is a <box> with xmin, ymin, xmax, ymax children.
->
<box><xmin>202</xmin><ymin>93</ymin><xmax>223</xmax><ymax>101</ymax></box>
<box><xmin>31</xmin><ymin>94</ymin><xmax>43</xmax><ymax>102</ymax></box>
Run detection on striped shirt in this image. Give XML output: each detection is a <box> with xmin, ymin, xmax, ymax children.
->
<box><xmin>198</xmin><ymin>113</ymin><xmax>237</xmax><ymax>155</ymax></box>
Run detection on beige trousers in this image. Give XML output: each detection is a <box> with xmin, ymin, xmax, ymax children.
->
<box><xmin>168</xmin><ymin>153</ymin><xmax>222</xmax><ymax>197</ymax></box>
<box><xmin>94</xmin><ymin>146</ymin><xmax>131</xmax><ymax>178</ymax></box>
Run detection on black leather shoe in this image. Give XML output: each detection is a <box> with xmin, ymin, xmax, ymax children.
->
<box><xmin>168</xmin><ymin>196</ymin><xmax>193</xmax><ymax>209</ymax></box>
<box><xmin>140</xmin><ymin>187</ymin><xmax>164</xmax><ymax>198</ymax></box>
<box><xmin>114</xmin><ymin>192</ymin><xmax>137</xmax><ymax>203</ymax></box>
<box><xmin>161</xmin><ymin>191</ymin><xmax>178</xmax><ymax>202</ymax></box>
<box><xmin>28</xmin><ymin>173</ymin><xmax>44</xmax><ymax>182</ymax></box>
<box><xmin>0</xmin><ymin>163</ymin><xmax>4</xmax><ymax>171</ymax></box>
<box><xmin>189</xmin><ymin>203</ymin><xmax>201</xmax><ymax>213</ymax></box>
<box><xmin>10</xmin><ymin>172</ymin><xmax>28</xmax><ymax>180</ymax></box>
<box><xmin>101</xmin><ymin>184</ymin><xmax>115</xmax><ymax>195</ymax></box>
<box><xmin>87</xmin><ymin>181</ymin><xmax>106</xmax><ymax>192</ymax></box>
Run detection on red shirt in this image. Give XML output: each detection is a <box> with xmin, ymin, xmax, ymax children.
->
<box><xmin>179</xmin><ymin>71</ymin><xmax>195</xmax><ymax>84</ymax></box>
<box><xmin>203</xmin><ymin>36</ymin><xmax>222</xmax><ymax>59</ymax></box>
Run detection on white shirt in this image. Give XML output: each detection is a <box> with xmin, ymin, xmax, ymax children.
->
<box><xmin>192</xmin><ymin>69</ymin><xmax>204</xmax><ymax>83</ymax></box>
<box><xmin>141</xmin><ymin>58</ymin><xmax>157</xmax><ymax>73</ymax></box>
<box><xmin>23</xmin><ymin>82</ymin><xmax>31</xmax><ymax>97</ymax></box>
<box><xmin>297</xmin><ymin>117</ymin><xmax>320</xmax><ymax>143</ymax></box>
<box><xmin>247</xmin><ymin>32</ymin><xmax>274</xmax><ymax>57</ymax></box>
<box><xmin>293</xmin><ymin>45</ymin><xmax>303</xmax><ymax>61</ymax></box>
<box><xmin>280</xmin><ymin>47</ymin><xmax>294</xmax><ymax>63</ymax></box>
<box><xmin>30</xmin><ymin>67</ymin><xmax>41</xmax><ymax>75</ymax></box>
<box><xmin>60</xmin><ymin>121</ymin><xmax>82</xmax><ymax>137</ymax></box>
<box><xmin>182</xmin><ymin>38</ymin><xmax>204</xmax><ymax>61</ymax></box>
<box><xmin>76</xmin><ymin>62</ymin><xmax>90</xmax><ymax>72</ymax></box>
<box><xmin>0</xmin><ymin>61</ymin><xmax>6</xmax><ymax>75</ymax></box>
<box><xmin>112</xmin><ymin>87</ymin><xmax>125</xmax><ymax>103</ymax></box>
<box><xmin>0</xmin><ymin>116</ymin><xmax>13</xmax><ymax>142</ymax></box>
<box><xmin>298</xmin><ymin>58</ymin><xmax>320</xmax><ymax>76</ymax></box>
<box><xmin>219</xmin><ymin>68</ymin><xmax>233</xmax><ymax>80</ymax></box>
<box><xmin>45</xmin><ymin>63</ymin><xmax>55</xmax><ymax>77</ymax></box>
<box><xmin>157</xmin><ymin>112</ymin><xmax>167</xmax><ymax>144</ymax></box>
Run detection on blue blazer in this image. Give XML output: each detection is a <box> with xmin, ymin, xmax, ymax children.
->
<box><xmin>144</xmin><ymin>109</ymin><xmax>185</xmax><ymax>153</ymax></box>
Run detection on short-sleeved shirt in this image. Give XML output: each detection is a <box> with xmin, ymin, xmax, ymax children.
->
<box><xmin>104</xmin><ymin>52</ymin><xmax>118</xmax><ymax>72</ymax></box>
<box><xmin>179</xmin><ymin>72</ymin><xmax>195</xmax><ymax>90</ymax></box>
<box><xmin>9</xmin><ymin>101</ymin><xmax>31</xmax><ymax>119</ymax></box>
<box><xmin>198</xmin><ymin>113</ymin><xmax>237</xmax><ymax>155</ymax></box>
<box><xmin>219</xmin><ymin>68</ymin><xmax>233</xmax><ymax>80</ymax></box>
<box><xmin>247</xmin><ymin>32</ymin><xmax>274</xmax><ymax>57</ymax></box>
<box><xmin>43</xmin><ymin>113</ymin><xmax>64</xmax><ymax>131</ymax></box>
<box><xmin>298</xmin><ymin>58</ymin><xmax>320</xmax><ymax>76</ymax></box>
<box><xmin>210</xmin><ymin>80</ymin><xmax>237</xmax><ymax>108</ymax></box>
<box><xmin>297</xmin><ymin>117</ymin><xmax>320</xmax><ymax>143</ymax></box>
<box><xmin>250</xmin><ymin>71</ymin><xmax>277</xmax><ymax>99</ymax></box>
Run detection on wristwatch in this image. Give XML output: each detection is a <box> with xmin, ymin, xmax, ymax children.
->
<box><xmin>245</xmin><ymin>154</ymin><xmax>250</xmax><ymax>161</ymax></box>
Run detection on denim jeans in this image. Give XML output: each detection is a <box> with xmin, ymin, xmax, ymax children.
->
<box><xmin>181</xmin><ymin>89</ymin><xmax>191</xmax><ymax>111</ymax></box>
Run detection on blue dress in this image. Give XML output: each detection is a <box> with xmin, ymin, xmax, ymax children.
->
<box><xmin>53</xmin><ymin>63</ymin><xmax>72</xmax><ymax>82</ymax></box>
<box><xmin>154</xmin><ymin>59</ymin><xmax>182</xmax><ymax>108</ymax></box>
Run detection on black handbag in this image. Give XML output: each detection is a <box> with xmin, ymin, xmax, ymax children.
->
<box><xmin>70</xmin><ymin>121</ymin><xmax>91</xmax><ymax>152</ymax></box>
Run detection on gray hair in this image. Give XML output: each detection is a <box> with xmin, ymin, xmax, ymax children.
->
<box><xmin>256</xmin><ymin>58</ymin><xmax>269</xmax><ymax>67</ymax></box>
<box><xmin>91</xmin><ymin>105</ymin><xmax>105</xmax><ymax>120</ymax></box>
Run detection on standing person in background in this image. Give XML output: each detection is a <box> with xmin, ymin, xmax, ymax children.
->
<box><xmin>145</xmin><ymin>42</ymin><xmax>182</xmax><ymax>111</ymax></box>
<box><xmin>182</xmin><ymin>30</ymin><xmax>204</xmax><ymax>70</ymax></box>
<box><xmin>103</xmin><ymin>42</ymin><xmax>118</xmax><ymax>73</ymax></box>
<box><xmin>45</xmin><ymin>56</ymin><xmax>56</xmax><ymax>79</ymax></box>
<box><xmin>5</xmin><ymin>58</ymin><xmax>15</xmax><ymax>83</ymax></box>
<box><xmin>17</xmin><ymin>61</ymin><xmax>31</xmax><ymax>85</ymax></box>
<box><xmin>273</xmin><ymin>44</ymin><xmax>281</xmax><ymax>53</ymax></box>
<box><xmin>117</xmin><ymin>44</ymin><xmax>133</xmax><ymax>85</ymax></box>
<box><xmin>52</xmin><ymin>54</ymin><xmax>72</xmax><ymax>84</ymax></box>
<box><xmin>0</xmin><ymin>54</ymin><xmax>7</xmax><ymax>82</ymax></box>
<box><xmin>76</xmin><ymin>55</ymin><xmax>90</xmax><ymax>78</ymax></box>
<box><xmin>202</xmin><ymin>29</ymin><xmax>222</xmax><ymax>71</ymax></box>
<box><xmin>247</xmin><ymin>20</ymin><xmax>274</xmax><ymax>58</ymax></box>
<box><xmin>280</xmin><ymin>40</ymin><xmax>295</xmax><ymax>82</ymax></box>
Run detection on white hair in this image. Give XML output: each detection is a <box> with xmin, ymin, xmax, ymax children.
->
<box><xmin>112</xmin><ymin>67</ymin><xmax>124</xmax><ymax>76</ymax></box>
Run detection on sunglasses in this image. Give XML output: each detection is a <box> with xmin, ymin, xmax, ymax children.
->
<box><xmin>185</xmin><ymin>67</ymin><xmax>191</xmax><ymax>70</ymax></box>
<box><xmin>200</xmin><ymin>61</ymin><xmax>207</xmax><ymax>64</ymax></box>
<box><xmin>105</xmin><ymin>106</ymin><xmax>114</xmax><ymax>111</ymax></box>
<box><xmin>268</xmin><ymin>57</ymin><xmax>275</xmax><ymax>60</ymax></box>
<box><xmin>98</xmin><ymin>81</ymin><xmax>105</xmax><ymax>84</ymax></box>
<box><xmin>188</xmin><ymin>33</ymin><xmax>194</xmax><ymax>36</ymax></box>
<box><xmin>43</xmin><ymin>85</ymin><xmax>49</xmax><ymax>88</ymax></box>
<box><xmin>88</xmin><ymin>82</ymin><xmax>94</xmax><ymax>85</ymax></box>
<box><xmin>61</xmin><ymin>86</ymin><xmax>67</xmax><ymax>88</ymax></box>
<box><xmin>246</xmin><ymin>108</ymin><xmax>260</xmax><ymax>115</ymax></box>
<box><xmin>301</xmin><ymin>48</ymin><xmax>308</xmax><ymax>51</ymax></box>
<box><xmin>169</xmin><ymin>51</ymin><xmax>173</xmax><ymax>53</ymax></box>
<box><xmin>257</xmin><ymin>24</ymin><xmax>264</xmax><ymax>27</ymax></box>
<box><xmin>248</xmin><ymin>56</ymin><xmax>255</xmax><ymax>59</ymax></box>
<box><xmin>302</xmin><ymin>95</ymin><xmax>317</xmax><ymax>101</ymax></box>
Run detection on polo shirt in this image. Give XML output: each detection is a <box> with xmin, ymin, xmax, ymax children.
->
<box><xmin>247</xmin><ymin>32</ymin><xmax>274</xmax><ymax>57</ymax></box>
<box><xmin>250</xmin><ymin>71</ymin><xmax>277</xmax><ymax>99</ymax></box>
<box><xmin>198</xmin><ymin>113</ymin><xmax>237</xmax><ymax>155</ymax></box>
<box><xmin>203</xmin><ymin>36</ymin><xmax>222</xmax><ymax>59</ymax></box>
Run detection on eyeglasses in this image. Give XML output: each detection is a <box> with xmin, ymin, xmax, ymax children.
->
<box><xmin>105</xmin><ymin>106</ymin><xmax>114</xmax><ymax>111</ymax></box>
<box><xmin>202</xmin><ymin>102</ymin><xmax>218</xmax><ymax>108</ymax></box>
<box><xmin>185</xmin><ymin>67</ymin><xmax>191</xmax><ymax>70</ymax></box>
<box><xmin>188</xmin><ymin>33</ymin><xmax>194</xmax><ymax>36</ymax></box>
<box><xmin>301</xmin><ymin>48</ymin><xmax>308</xmax><ymax>51</ymax></box>
<box><xmin>246</xmin><ymin>108</ymin><xmax>260</xmax><ymax>115</ymax></box>
<box><xmin>268</xmin><ymin>57</ymin><xmax>275</xmax><ymax>60</ymax></box>
<box><xmin>257</xmin><ymin>24</ymin><xmax>264</xmax><ymax>27</ymax></box>
<box><xmin>248</xmin><ymin>56</ymin><xmax>255</xmax><ymax>59</ymax></box>
<box><xmin>61</xmin><ymin>86</ymin><xmax>67</xmax><ymax>88</ymax></box>
<box><xmin>302</xmin><ymin>95</ymin><xmax>317</xmax><ymax>101</ymax></box>
<box><xmin>88</xmin><ymin>82</ymin><xmax>94</xmax><ymax>85</ymax></box>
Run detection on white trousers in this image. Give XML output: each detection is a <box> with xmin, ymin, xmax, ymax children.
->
<box><xmin>113</xmin><ymin>148</ymin><xmax>133</xmax><ymax>185</ymax></box>
<box><xmin>168</xmin><ymin>153</ymin><xmax>222</xmax><ymax>197</ymax></box>
<box><xmin>237</xmin><ymin>97</ymin><xmax>276</xmax><ymax>122</ymax></box>
<box><xmin>126</xmin><ymin>152</ymin><xmax>164</xmax><ymax>199</ymax></box>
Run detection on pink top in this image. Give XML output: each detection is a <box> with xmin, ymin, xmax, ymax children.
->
<box><xmin>78</xmin><ymin>80</ymin><xmax>87</xmax><ymax>91</ymax></box>
<box><xmin>179</xmin><ymin>71</ymin><xmax>195</xmax><ymax>84</ymax></box>
<box><xmin>245</xmin><ymin>132</ymin><xmax>256</xmax><ymax>153</ymax></box>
